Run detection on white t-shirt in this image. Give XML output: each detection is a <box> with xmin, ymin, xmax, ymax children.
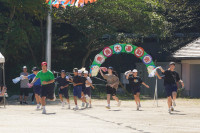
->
<box><xmin>85</xmin><ymin>77</ymin><xmax>92</xmax><ymax>87</ymax></box>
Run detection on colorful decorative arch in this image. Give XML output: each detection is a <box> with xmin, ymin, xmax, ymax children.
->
<box><xmin>90</xmin><ymin>43</ymin><xmax>156</xmax><ymax>77</ymax></box>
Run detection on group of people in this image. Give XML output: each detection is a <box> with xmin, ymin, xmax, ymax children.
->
<box><xmin>17</xmin><ymin>61</ymin><xmax>184</xmax><ymax>114</ymax></box>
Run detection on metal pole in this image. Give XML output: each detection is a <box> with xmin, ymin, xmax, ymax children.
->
<box><xmin>3</xmin><ymin>63</ymin><xmax>5</xmax><ymax>86</ymax></box>
<box><xmin>153</xmin><ymin>76</ymin><xmax>158</xmax><ymax>107</ymax></box>
<box><xmin>46</xmin><ymin>5</ymin><xmax>52</xmax><ymax>70</ymax></box>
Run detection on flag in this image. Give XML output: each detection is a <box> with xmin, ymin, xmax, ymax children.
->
<box><xmin>148</xmin><ymin>66</ymin><xmax>161</xmax><ymax>77</ymax></box>
<box><xmin>75</xmin><ymin>0</ymin><xmax>79</xmax><ymax>7</ymax></box>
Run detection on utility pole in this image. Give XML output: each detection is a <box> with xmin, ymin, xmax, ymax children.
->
<box><xmin>46</xmin><ymin>5</ymin><xmax>52</xmax><ymax>70</ymax></box>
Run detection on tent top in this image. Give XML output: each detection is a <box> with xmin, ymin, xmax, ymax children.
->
<box><xmin>0</xmin><ymin>52</ymin><xmax>5</xmax><ymax>63</ymax></box>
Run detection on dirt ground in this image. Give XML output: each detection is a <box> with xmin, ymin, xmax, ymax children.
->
<box><xmin>0</xmin><ymin>98</ymin><xmax>200</xmax><ymax>133</ymax></box>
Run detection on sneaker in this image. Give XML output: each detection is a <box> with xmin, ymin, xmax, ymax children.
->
<box><xmin>36</xmin><ymin>105</ymin><xmax>40</xmax><ymax>110</ymax></box>
<box><xmin>171</xmin><ymin>106</ymin><xmax>174</xmax><ymax>111</ymax></box>
<box><xmin>168</xmin><ymin>108</ymin><xmax>171</xmax><ymax>114</ymax></box>
<box><xmin>137</xmin><ymin>105</ymin><xmax>139</xmax><ymax>111</ymax></box>
<box><xmin>117</xmin><ymin>101</ymin><xmax>121</xmax><ymax>107</ymax></box>
<box><xmin>61</xmin><ymin>102</ymin><xmax>65</xmax><ymax>108</ymax></box>
<box><xmin>20</xmin><ymin>101</ymin><xmax>23</xmax><ymax>105</ymax></box>
<box><xmin>86</xmin><ymin>103</ymin><xmax>89</xmax><ymax>108</ymax></box>
<box><xmin>105</xmin><ymin>105</ymin><xmax>110</xmax><ymax>109</ymax></box>
<box><xmin>89</xmin><ymin>104</ymin><xmax>92</xmax><ymax>108</ymax></box>
<box><xmin>23</xmin><ymin>102</ymin><xmax>28</xmax><ymax>105</ymax></box>
<box><xmin>82</xmin><ymin>102</ymin><xmax>85</xmax><ymax>107</ymax></box>
<box><xmin>68</xmin><ymin>104</ymin><xmax>70</xmax><ymax>109</ymax></box>
<box><xmin>139</xmin><ymin>103</ymin><xmax>141</xmax><ymax>107</ymax></box>
<box><xmin>73</xmin><ymin>106</ymin><xmax>79</xmax><ymax>111</ymax></box>
<box><xmin>42</xmin><ymin>109</ymin><xmax>46</xmax><ymax>114</ymax></box>
<box><xmin>173</xmin><ymin>101</ymin><xmax>176</xmax><ymax>107</ymax></box>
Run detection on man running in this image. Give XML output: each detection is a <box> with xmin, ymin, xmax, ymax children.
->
<box><xmin>23</xmin><ymin>67</ymin><xmax>42</xmax><ymax>110</ymax></box>
<box><xmin>55</xmin><ymin>70</ymin><xmax>70</xmax><ymax>109</ymax></box>
<box><xmin>126</xmin><ymin>69</ymin><xmax>149</xmax><ymax>110</ymax></box>
<box><xmin>99</xmin><ymin>67</ymin><xmax>121</xmax><ymax>109</ymax></box>
<box><xmin>78</xmin><ymin>70</ymin><xmax>87</xmax><ymax>107</ymax></box>
<box><xmin>30</xmin><ymin>62</ymin><xmax>55</xmax><ymax>114</ymax></box>
<box><xmin>68</xmin><ymin>68</ymin><xmax>83</xmax><ymax>110</ymax></box>
<box><xmin>156</xmin><ymin>62</ymin><xmax>184</xmax><ymax>113</ymax></box>
<box><xmin>83</xmin><ymin>70</ymin><xmax>95</xmax><ymax>108</ymax></box>
<box><xmin>19</xmin><ymin>66</ymin><xmax>29</xmax><ymax>105</ymax></box>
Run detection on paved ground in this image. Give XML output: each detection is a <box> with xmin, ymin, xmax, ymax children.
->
<box><xmin>0</xmin><ymin>98</ymin><xmax>200</xmax><ymax>133</ymax></box>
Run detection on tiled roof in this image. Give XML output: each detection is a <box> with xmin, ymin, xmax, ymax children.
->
<box><xmin>172</xmin><ymin>37</ymin><xmax>200</xmax><ymax>59</ymax></box>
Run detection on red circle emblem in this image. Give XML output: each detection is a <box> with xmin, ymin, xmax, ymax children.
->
<box><xmin>103</xmin><ymin>47</ymin><xmax>113</xmax><ymax>57</ymax></box>
<box><xmin>125</xmin><ymin>45</ymin><xmax>133</xmax><ymax>53</ymax></box>
<box><xmin>134</xmin><ymin>47</ymin><xmax>144</xmax><ymax>58</ymax></box>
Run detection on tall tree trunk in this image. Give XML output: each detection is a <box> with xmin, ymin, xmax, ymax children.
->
<box><xmin>40</xmin><ymin>19</ymin><xmax>45</xmax><ymax>61</ymax></box>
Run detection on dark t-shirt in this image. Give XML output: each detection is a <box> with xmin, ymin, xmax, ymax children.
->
<box><xmin>162</xmin><ymin>70</ymin><xmax>180</xmax><ymax>85</ymax></box>
<box><xmin>128</xmin><ymin>76</ymin><xmax>143</xmax><ymax>89</ymax></box>
<box><xmin>55</xmin><ymin>76</ymin><xmax>69</xmax><ymax>88</ymax></box>
<box><xmin>73</xmin><ymin>75</ymin><xmax>82</xmax><ymax>85</ymax></box>
<box><xmin>81</xmin><ymin>76</ymin><xmax>87</xmax><ymax>88</ymax></box>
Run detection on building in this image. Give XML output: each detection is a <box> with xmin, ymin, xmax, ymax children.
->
<box><xmin>173</xmin><ymin>37</ymin><xmax>200</xmax><ymax>98</ymax></box>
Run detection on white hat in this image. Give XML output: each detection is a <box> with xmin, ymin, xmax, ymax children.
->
<box><xmin>132</xmin><ymin>69</ymin><xmax>138</xmax><ymax>73</ymax></box>
<box><xmin>84</xmin><ymin>70</ymin><xmax>88</xmax><ymax>74</ymax></box>
<box><xmin>23</xmin><ymin>66</ymin><xmax>27</xmax><ymax>69</ymax></box>
<box><xmin>78</xmin><ymin>70</ymin><xmax>82</xmax><ymax>73</ymax></box>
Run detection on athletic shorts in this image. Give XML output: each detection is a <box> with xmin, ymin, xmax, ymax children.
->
<box><xmin>164</xmin><ymin>84</ymin><xmax>177</xmax><ymax>97</ymax></box>
<box><xmin>41</xmin><ymin>83</ymin><xmax>55</xmax><ymax>99</ymax></box>
<box><xmin>106</xmin><ymin>86</ymin><xmax>116</xmax><ymax>96</ymax></box>
<box><xmin>82</xmin><ymin>85</ymin><xmax>86</xmax><ymax>93</ymax></box>
<box><xmin>59</xmin><ymin>87</ymin><xmax>69</xmax><ymax>99</ymax></box>
<box><xmin>33</xmin><ymin>85</ymin><xmax>41</xmax><ymax>95</ymax></box>
<box><xmin>73</xmin><ymin>85</ymin><xmax>82</xmax><ymax>99</ymax></box>
<box><xmin>132</xmin><ymin>87</ymin><xmax>141</xmax><ymax>95</ymax></box>
<box><xmin>84</xmin><ymin>87</ymin><xmax>91</xmax><ymax>97</ymax></box>
<box><xmin>20</xmin><ymin>88</ymin><xmax>29</xmax><ymax>96</ymax></box>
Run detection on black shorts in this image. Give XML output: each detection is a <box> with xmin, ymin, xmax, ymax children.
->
<box><xmin>164</xmin><ymin>84</ymin><xmax>177</xmax><ymax>97</ymax></box>
<box><xmin>132</xmin><ymin>88</ymin><xmax>141</xmax><ymax>95</ymax></box>
<box><xmin>84</xmin><ymin>87</ymin><xmax>91</xmax><ymax>97</ymax></box>
<box><xmin>82</xmin><ymin>85</ymin><xmax>86</xmax><ymax>93</ymax></box>
<box><xmin>41</xmin><ymin>83</ymin><xmax>55</xmax><ymax>99</ymax></box>
<box><xmin>33</xmin><ymin>85</ymin><xmax>41</xmax><ymax>95</ymax></box>
<box><xmin>20</xmin><ymin>88</ymin><xmax>29</xmax><ymax>96</ymax></box>
<box><xmin>59</xmin><ymin>87</ymin><xmax>69</xmax><ymax>99</ymax></box>
<box><xmin>106</xmin><ymin>86</ymin><xmax>116</xmax><ymax>96</ymax></box>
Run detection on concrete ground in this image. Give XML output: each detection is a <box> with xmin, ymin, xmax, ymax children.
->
<box><xmin>0</xmin><ymin>98</ymin><xmax>200</xmax><ymax>133</ymax></box>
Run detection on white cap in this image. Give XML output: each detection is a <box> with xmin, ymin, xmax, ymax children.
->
<box><xmin>78</xmin><ymin>70</ymin><xmax>82</xmax><ymax>73</ymax></box>
<box><xmin>132</xmin><ymin>69</ymin><xmax>138</xmax><ymax>73</ymax></box>
<box><xmin>23</xmin><ymin>66</ymin><xmax>27</xmax><ymax>69</ymax></box>
<box><xmin>84</xmin><ymin>70</ymin><xmax>88</xmax><ymax>74</ymax></box>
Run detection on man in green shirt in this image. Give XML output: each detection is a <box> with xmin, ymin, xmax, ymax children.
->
<box><xmin>30</xmin><ymin>62</ymin><xmax>55</xmax><ymax>114</ymax></box>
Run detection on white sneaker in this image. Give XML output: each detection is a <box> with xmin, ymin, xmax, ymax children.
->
<box><xmin>61</xmin><ymin>102</ymin><xmax>65</xmax><ymax>108</ymax></box>
<box><xmin>68</xmin><ymin>104</ymin><xmax>70</xmax><ymax>109</ymax></box>
<box><xmin>171</xmin><ymin>106</ymin><xmax>174</xmax><ymax>111</ymax></box>
<box><xmin>173</xmin><ymin>101</ymin><xmax>176</xmax><ymax>107</ymax></box>
<box><xmin>106</xmin><ymin>105</ymin><xmax>110</xmax><ymax>109</ymax></box>
<box><xmin>139</xmin><ymin>103</ymin><xmax>141</xmax><ymax>107</ymax></box>
<box><xmin>42</xmin><ymin>109</ymin><xmax>46</xmax><ymax>114</ymax></box>
<box><xmin>117</xmin><ymin>101</ymin><xmax>121</xmax><ymax>107</ymax></box>
<box><xmin>86</xmin><ymin>103</ymin><xmax>89</xmax><ymax>108</ymax></box>
<box><xmin>89</xmin><ymin>104</ymin><xmax>92</xmax><ymax>108</ymax></box>
<box><xmin>137</xmin><ymin>105</ymin><xmax>139</xmax><ymax>111</ymax></box>
<box><xmin>36</xmin><ymin>104</ymin><xmax>40</xmax><ymax>110</ymax></box>
<box><xmin>82</xmin><ymin>102</ymin><xmax>85</xmax><ymax>107</ymax></box>
<box><xmin>168</xmin><ymin>108</ymin><xmax>171</xmax><ymax>114</ymax></box>
<box><xmin>73</xmin><ymin>106</ymin><xmax>79</xmax><ymax>111</ymax></box>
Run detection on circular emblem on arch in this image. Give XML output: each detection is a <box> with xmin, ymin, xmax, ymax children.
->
<box><xmin>114</xmin><ymin>44</ymin><xmax>122</xmax><ymax>54</ymax></box>
<box><xmin>125</xmin><ymin>44</ymin><xmax>133</xmax><ymax>53</ymax></box>
<box><xmin>142</xmin><ymin>55</ymin><xmax>152</xmax><ymax>64</ymax></box>
<box><xmin>103</xmin><ymin>47</ymin><xmax>113</xmax><ymax>57</ymax></box>
<box><xmin>95</xmin><ymin>54</ymin><xmax>105</xmax><ymax>64</ymax></box>
<box><xmin>134</xmin><ymin>47</ymin><xmax>144</xmax><ymax>58</ymax></box>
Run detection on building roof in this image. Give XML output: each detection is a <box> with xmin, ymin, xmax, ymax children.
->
<box><xmin>172</xmin><ymin>37</ymin><xmax>200</xmax><ymax>59</ymax></box>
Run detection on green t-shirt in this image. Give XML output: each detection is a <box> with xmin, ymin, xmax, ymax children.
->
<box><xmin>36</xmin><ymin>70</ymin><xmax>55</xmax><ymax>85</ymax></box>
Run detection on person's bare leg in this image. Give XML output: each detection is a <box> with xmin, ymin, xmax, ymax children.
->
<box><xmin>134</xmin><ymin>95</ymin><xmax>137</xmax><ymax>105</ymax></box>
<box><xmin>59</xmin><ymin>94</ymin><xmax>63</xmax><ymax>102</ymax></box>
<box><xmin>74</xmin><ymin>96</ymin><xmax>77</xmax><ymax>105</ymax></box>
<box><xmin>107</xmin><ymin>94</ymin><xmax>111</xmax><ymax>105</ymax></box>
<box><xmin>41</xmin><ymin>97</ymin><xmax>46</xmax><ymax>106</ymax></box>
<box><xmin>167</xmin><ymin>96</ymin><xmax>172</xmax><ymax>108</ymax></box>
<box><xmin>172</xmin><ymin>91</ymin><xmax>177</xmax><ymax>101</ymax></box>
<box><xmin>112</xmin><ymin>96</ymin><xmax>119</xmax><ymax>102</ymax></box>
<box><xmin>35</xmin><ymin>94</ymin><xmax>40</xmax><ymax>104</ymax></box>
<box><xmin>24</xmin><ymin>96</ymin><xmax>27</xmax><ymax>102</ymax></box>
<box><xmin>67</xmin><ymin>98</ymin><xmax>70</xmax><ymax>104</ymax></box>
<box><xmin>19</xmin><ymin>95</ymin><xmax>22</xmax><ymax>102</ymax></box>
<box><xmin>136</xmin><ymin>93</ymin><xmax>140</xmax><ymax>105</ymax></box>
